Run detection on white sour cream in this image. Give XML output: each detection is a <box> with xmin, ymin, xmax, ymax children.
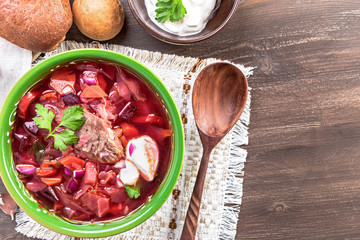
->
<box><xmin>144</xmin><ymin>0</ymin><xmax>217</xmax><ymax>36</ymax></box>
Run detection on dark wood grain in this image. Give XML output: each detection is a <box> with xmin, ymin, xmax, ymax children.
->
<box><xmin>237</xmin><ymin>1</ymin><xmax>360</xmax><ymax>239</ymax></box>
<box><xmin>1</xmin><ymin>0</ymin><xmax>360</xmax><ymax>239</ymax></box>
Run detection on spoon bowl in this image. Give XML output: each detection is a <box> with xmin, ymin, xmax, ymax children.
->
<box><xmin>193</xmin><ymin>62</ymin><xmax>248</xmax><ymax>138</ymax></box>
<box><xmin>181</xmin><ymin>62</ymin><xmax>248</xmax><ymax>239</ymax></box>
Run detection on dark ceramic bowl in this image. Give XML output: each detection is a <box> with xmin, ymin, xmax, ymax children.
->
<box><xmin>127</xmin><ymin>0</ymin><xmax>241</xmax><ymax>44</ymax></box>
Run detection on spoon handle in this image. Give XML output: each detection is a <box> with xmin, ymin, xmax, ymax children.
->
<box><xmin>180</xmin><ymin>147</ymin><xmax>212</xmax><ymax>240</ymax></box>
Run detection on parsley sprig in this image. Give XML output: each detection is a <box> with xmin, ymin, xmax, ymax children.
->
<box><xmin>125</xmin><ymin>185</ymin><xmax>140</xmax><ymax>199</ymax></box>
<box><xmin>155</xmin><ymin>0</ymin><xmax>187</xmax><ymax>23</ymax></box>
<box><xmin>33</xmin><ymin>104</ymin><xmax>85</xmax><ymax>151</ymax></box>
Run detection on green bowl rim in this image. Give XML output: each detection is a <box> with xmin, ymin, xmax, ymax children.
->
<box><xmin>0</xmin><ymin>49</ymin><xmax>184</xmax><ymax>237</ymax></box>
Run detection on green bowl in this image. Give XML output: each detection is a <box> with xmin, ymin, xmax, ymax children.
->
<box><xmin>0</xmin><ymin>49</ymin><xmax>184</xmax><ymax>237</ymax></box>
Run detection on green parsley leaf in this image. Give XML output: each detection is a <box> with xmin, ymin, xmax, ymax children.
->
<box><xmin>32</xmin><ymin>104</ymin><xmax>85</xmax><ymax>151</ymax></box>
<box><xmin>33</xmin><ymin>104</ymin><xmax>55</xmax><ymax>132</ymax></box>
<box><xmin>125</xmin><ymin>185</ymin><xmax>140</xmax><ymax>199</ymax></box>
<box><xmin>53</xmin><ymin>129</ymin><xmax>79</xmax><ymax>151</ymax></box>
<box><xmin>59</xmin><ymin>105</ymin><xmax>86</xmax><ymax>130</ymax></box>
<box><xmin>155</xmin><ymin>0</ymin><xmax>187</xmax><ymax>23</ymax></box>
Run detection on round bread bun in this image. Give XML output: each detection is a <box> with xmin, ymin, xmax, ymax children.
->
<box><xmin>0</xmin><ymin>0</ymin><xmax>72</xmax><ymax>52</ymax></box>
<box><xmin>73</xmin><ymin>0</ymin><xmax>125</xmax><ymax>41</ymax></box>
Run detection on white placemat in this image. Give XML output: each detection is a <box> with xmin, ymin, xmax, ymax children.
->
<box><xmin>0</xmin><ymin>37</ymin><xmax>32</xmax><ymax>106</ymax></box>
<box><xmin>1</xmin><ymin>40</ymin><xmax>254</xmax><ymax>240</ymax></box>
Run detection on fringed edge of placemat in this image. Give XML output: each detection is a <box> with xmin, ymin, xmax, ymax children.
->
<box><xmin>33</xmin><ymin>41</ymin><xmax>200</xmax><ymax>73</ymax></box>
<box><xmin>13</xmin><ymin>41</ymin><xmax>255</xmax><ymax>240</ymax></box>
<box><xmin>15</xmin><ymin>210</ymin><xmax>75</xmax><ymax>240</ymax></box>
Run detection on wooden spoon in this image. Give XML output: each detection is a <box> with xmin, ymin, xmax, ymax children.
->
<box><xmin>180</xmin><ymin>62</ymin><xmax>248</xmax><ymax>240</ymax></box>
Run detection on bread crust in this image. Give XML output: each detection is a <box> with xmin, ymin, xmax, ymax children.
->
<box><xmin>73</xmin><ymin>0</ymin><xmax>124</xmax><ymax>41</ymax></box>
<box><xmin>0</xmin><ymin>0</ymin><xmax>73</xmax><ymax>52</ymax></box>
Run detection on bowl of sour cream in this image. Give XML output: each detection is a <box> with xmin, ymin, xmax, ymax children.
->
<box><xmin>127</xmin><ymin>0</ymin><xmax>241</xmax><ymax>44</ymax></box>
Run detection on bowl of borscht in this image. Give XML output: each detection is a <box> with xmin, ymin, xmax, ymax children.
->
<box><xmin>0</xmin><ymin>49</ymin><xmax>184</xmax><ymax>237</ymax></box>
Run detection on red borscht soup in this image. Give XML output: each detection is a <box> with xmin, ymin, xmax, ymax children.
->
<box><xmin>11</xmin><ymin>61</ymin><xmax>172</xmax><ymax>222</ymax></box>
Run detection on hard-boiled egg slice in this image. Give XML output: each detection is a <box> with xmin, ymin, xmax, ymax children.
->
<box><xmin>126</xmin><ymin>136</ymin><xmax>159</xmax><ymax>182</ymax></box>
<box><xmin>119</xmin><ymin>160</ymin><xmax>139</xmax><ymax>185</ymax></box>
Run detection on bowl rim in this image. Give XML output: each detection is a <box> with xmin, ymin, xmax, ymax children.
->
<box><xmin>127</xmin><ymin>0</ymin><xmax>241</xmax><ymax>45</ymax></box>
<box><xmin>0</xmin><ymin>49</ymin><xmax>184</xmax><ymax>237</ymax></box>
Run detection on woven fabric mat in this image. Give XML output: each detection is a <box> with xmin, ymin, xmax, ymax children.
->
<box><xmin>10</xmin><ymin>41</ymin><xmax>254</xmax><ymax>240</ymax></box>
<box><xmin>0</xmin><ymin>37</ymin><xmax>32</xmax><ymax>106</ymax></box>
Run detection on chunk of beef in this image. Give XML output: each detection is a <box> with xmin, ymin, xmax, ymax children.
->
<box><xmin>75</xmin><ymin>109</ymin><xmax>124</xmax><ymax>163</ymax></box>
<box><xmin>80</xmin><ymin>192</ymin><xmax>110</xmax><ymax>218</ymax></box>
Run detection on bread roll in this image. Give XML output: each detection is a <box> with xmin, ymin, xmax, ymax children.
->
<box><xmin>73</xmin><ymin>0</ymin><xmax>125</xmax><ymax>41</ymax></box>
<box><xmin>0</xmin><ymin>0</ymin><xmax>73</xmax><ymax>52</ymax></box>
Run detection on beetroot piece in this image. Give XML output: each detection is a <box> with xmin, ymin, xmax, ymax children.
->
<box><xmin>24</xmin><ymin>121</ymin><xmax>39</xmax><ymax>135</ymax></box>
<box><xmin>99</xmin><ymin>164</ymin><xmax>112</xmax><ymax>171</ymax></box>
<box><xmin>25</xmin><ymin>177</ymin><xmax>47</xmax><ymax>192</ymax></box>
<box><xmin>14</xmin><ymin>133</ymin><xmax>31</xmax><ymax>152</ymax></box>
<box><xmin>98</xmin><ymin>171</ymin><xmax>108</xmax><ymax>180</ymax></box>
<box><xmin>123</xmin><ymin>79</ymin><xmax>146</xmax><ymax>102</ymax></box>
<box><xmin>115</xmin><ymin>67</ymin><xmax>146</xmax><ymax>101</ymax></box>
<box><xmin>99</xmin><ymin>164</ymin><xmax>107</xmax><ymax>171</ymax></box>
<box><xmin>35</xmin><ymin>187</ymin><xmax>59</xmax><ymax>205</ymax></box>
<box><xmin>98</xmin><ymin>171</ymin><xmax>116</xmax><ymax>185</ymax></box>
<box><xmin>61</xmin><ymin>93</ymin><xmax>80</xmax><ymax>106</ymax></box>
<box><xmin>88</xmin><ymin>99</ymin><xmax>102</xmax><ymax>110</ymax></box>
<box><xmin>54</xmin><ymin>187</ymin><xmax>92</xmax><ymax>215</ymax></box>
<box><xmin>113</xmin><ymin>81</ymin><xmax>131</xmax><ymax>101</ymax></box>
<box><xmin>80</xmin><ymin>192</ymin><xmax>110</xmax><ymax>217</ymax></box>
<box><xmin>100</xmin><ymin>65</ymin><xmax>117</xmax><ymax>81</ymax></box>
<box><xmin>108</xmin><ymin>89</ymin><xmax>121</xmax><ymax>104</ymax></box>
<box><xmin>118</xmin><ymin>102</ymin><xmax>137</xmax><ymax>121</ymax></box>
<box><xmin>74</xmin><ymin>185</ymin><xmax>91</xmax><ymax>200</ymax></box>
<box><xmin>13</xmin><ymin>151</ymin><xmax>38</xmax><ymax>167</ymax></box>
<box><xmin>103</xmin><ymin>186</ymin><xmax>120</xmax><ymax>196</ymax></box>
<box><xmin>97</xmin><ymin>198</ymin><xmax>110</xmax><ymax>218</ymax></box>
<box><xmin>43</xmin><ymin>147</ymin><xmax>62</xmax><ymax>160</ymax></box>
<box><xmin>110</xmin><ymin>188</ymin><xmax>128</xmax><ymax>203</ymax></box>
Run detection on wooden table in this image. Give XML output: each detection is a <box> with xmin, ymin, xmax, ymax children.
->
<box><xmin>1</xmin><ymin>0</ymin><xmax>360</xmax><ymax>239</ymax></box>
